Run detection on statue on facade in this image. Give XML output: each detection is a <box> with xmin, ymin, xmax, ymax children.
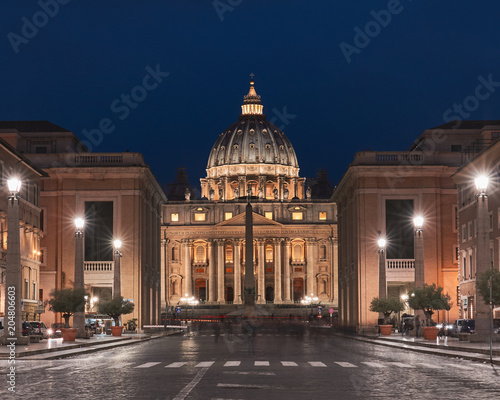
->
<box><xmin>218</xmin><ymin>187</ymin><xmax>223</xmax><ymax>201</ymax></box>
<box><xmin>283</xmin><ymin>187</ymin><xmax>289</xmax><ymax>200</ymax></box>
<box><xmin>273</xmin><ymin>187</ymin><xmax>279</xmax><ymax>200</ymax></box>
<box><xmin>233</xmin><ymin>186</ymin><xmax>239</xmax><ymax>199</ymax></box>
<box><xmin>258</xmin><ymin>185</ymin><xmax>264</xmax><ymax>199</ymax></box>
<box><xmin>209</xmin><ymin>187</ymin><xmax>215</xmax><ymax>201</ymax></box>
<box><xmin>184</xmin><ymin>187</ymin><xmax>191</xmax><ymax>201</ymax></box>
<box><xmin>306</xmin><ymin>186</ymin><xmax>312</xmax><ymax>200</ymax></box>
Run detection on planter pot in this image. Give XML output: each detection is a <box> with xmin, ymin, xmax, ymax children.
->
<box><xmin>61</xmin><ymin>328</ymin><xmax>78</xmax><ymax>342</ymax></box>
<box><xmin>379</xmin><ymin>325</ymin><xmax>393</xmax><ymax>336</ymax></box>
<box><xmin>110</xmin><ymin>326</ymin><xmax>124</xmax><ymax>336</ymax></box>
<box><xmin>422</xmin><ymin>326</ymin><xmax>438</xmax><ymax>340</ymax></box>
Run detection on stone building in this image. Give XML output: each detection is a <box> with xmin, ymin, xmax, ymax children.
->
<box><xmin>0</xmin><ymin>121</ymin><xmax>166</xmax><ymax>328</ymax></box>
<box><xmin>161</xmin><ymin>80</ymin><xmax>338</xmax><ymax>310</ymax></box>
<box><xmin>332</xmin><ymin>120</ymin><xmax>498</xmax><ymax>331</ymax></box>
<box><xmin>452</xmin><ymin>129</ymin><xmax>500</xmax><ymax>319</ymax></box>
<box><xmin>0</xmin><ymin>135</ymin><xmax>46</xmax><ymax>321</ymax></box>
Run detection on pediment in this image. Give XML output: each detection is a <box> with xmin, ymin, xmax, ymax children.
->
<box><xmin>216</xmin><ymin>211</ymin><xmax>283</xmax><ymax>227</ymax></box>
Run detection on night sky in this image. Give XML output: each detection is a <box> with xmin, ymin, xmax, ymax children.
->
<box><xmin>2</xmin><ymin>1</ymin><xmax>500</xmax><ymax>190</ymax></box>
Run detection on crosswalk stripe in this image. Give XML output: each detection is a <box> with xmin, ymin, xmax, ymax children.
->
<box><xmin>135</xmin><ymin>362</ymin><xmax>161</xmax><ymax>368</ymax></box>
<box><xmin>361</xmin><ymin>362</ymin><xmax>387</xmax><ymax>368</ymax></box>
<box><xmin>166</xmin><ymin>362</ymin><xmax>188</xmax><ymax>368</ymax></box>
<box><xmin>106</xmin><ymin>362</ymin><xmax>133</xmax><ymax>369</ymax></box>
<box><xmin>195</xmin><ymin>361</ymin><xmax>215</xmax><ymax>368</ymax></box>
<box><xmin>388</xmin><ymin>362</ymin><xmax>414</xmax><ymax>368</ymax></box>
<box><xmin>281</xmin><ymin>361</ymin><xmax>298</xmax><ymax>367</ymax></box>
<box><xmin>308</xmin><ymin>362</ymin><xmax>327</xmax><ymax>367</ymax></box>
<box><xmin>334</xmin><ymin>362</ymin><xmax>357</xmax><ymax>368</ymax></box>
<box><xmin>254</xmin><ymin>361</ymin><xmax>270</xmax><ymax>366</ymax></box>
<box><xmin>417</xmin><ymin>363</ymin><xmax>443</xmax><ymax>369</ymax></box>
<box><xmin>224</xmin><ymin>361</ymin><xmax>241</xmax><ymax>367</ymax></box>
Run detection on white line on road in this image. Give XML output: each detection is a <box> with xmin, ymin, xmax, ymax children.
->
<box><xmin>361</xmin><ymin>362</ymin><xmax>387</xmax><ymax>368</ymax></box>
<box><xmin>135</xmin><ymin>362</ymin><xmax>161</xmax><ymax>368</ymax></box>
<box><xmin>46</xmin><ymin>365</ymin><xmax>68</xmax><ymax>371</ymax></box>
<box><xmin>417</xmin><ymin>363</ymin><xmax>443</xmax><ymax>369</ymax></box>
<box><xmin>254</xmin><ymin>361</ymin><xmax>270</xmax><ymax>366</ymax></box>
<box><xmin>388</xmin><ymin>362</ymin><xmax>415</xmax><ymax>368</ymax></box>
<box><xmin>334</xmin><ymin>362</ymin><xmax>357</xmax><ymax>368</ymax></box>
<box><xmin>195</xmin><ymin>361</ymin><xmax>215</xmax><ymax>368</ymax></box>
<box><xmin>224</xmin><ymin>361</ymin><xmax>241</xmax><ymax>367</ymax></box>
<box><xmin>308</xmin><ymin>361</ymin><xmax>327</xmax><ymax>367</ymax></box>
<box><xmin>106</xmin><ymin>362</ymin><xmax>133</xmax><ymax>369</ymax></box>
<box><xmin>446</xmin><ymin>364</ymin><xmax>474</xmax><ymax>370</ymax></box>
<box><xmin>166</xmin><ymin>362</ymin><xmax>188</xmax><ymax>368</ymax></box>
<box><xmin>223</xmin><ymin>371</ymin><xmax>276</xmax><ymax>376</ymax></box>
<box><xmin>217</xmin><ymin>383</ymin><xmax>281</xmax><ymax>389</ymax></box>
<box><xmin>173</xmin><ymin>367</ymin><xmax>209</xmax><ymax>400</ymax></box>
<box><xmin>281</xmin><ymin>361</ymin><xmax>298</xmax><ymax>366</ymax></box>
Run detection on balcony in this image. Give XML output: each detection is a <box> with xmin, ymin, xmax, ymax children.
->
<box><xmin>84</xmin><ymin>261</ymin><xmax>113</xmax><ymax>286</ymax></box>
<box><xmin>386</xmin><ymin>259</ymin><xmax>415</xmax><ymax>283</ymax></box>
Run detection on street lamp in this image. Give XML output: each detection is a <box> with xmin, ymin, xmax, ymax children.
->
<box><xmin>301</xmin><ymin>294</ymin><xmax>318</xmax><ymax>319</ymax></box>
<box><xmin>413</xmin><ymin>215</ymin><xmax>424</xmax><ymax>288</ymax></box>
<box><xmin>113</xmin><ymin>239</ymin><xmax>122</xmax><ymax>298</ymax></box>
<box><xmin>74</xmin><ymin>217</ymin><xmax>85</xmax><ymax>337</ymax></box>
<box><xmin>378</xmin><ymin>235</ymin><xmax>387</xmax><ymax>300</ymax></box>
<box><xmin>474</xmin><ymin>174</ymin><xmax>490</xmax><ymax>341</ymax></box>
<box><xmin>2</xmin><ymin>178</ymin><xmax>29</xmax><ymax>344</ymax></box>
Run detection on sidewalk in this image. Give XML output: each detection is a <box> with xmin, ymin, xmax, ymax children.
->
<box><xmin>344</xmin><ymin>332</ymin><xmax>500</xmax><ymax>365</ymax></box>
<box><xmin>0</xmin><ymin>330</ymin><xmax>182</xmax><ymax>360</ymax></box>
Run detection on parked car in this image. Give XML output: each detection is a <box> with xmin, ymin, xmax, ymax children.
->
<box><xmin>27</xmin><ymin>321</ymin><xmax>49</xmax><ymax>339</ymax></box>
<box><xmin>450</xmin><ymin>319</ymin><xmax>475</xmax><ymax>337</ymax></box>
<box><xmin>22</xmin><ymin>321</ymin><xmax>32</xmax><ymax>336</ymax></box>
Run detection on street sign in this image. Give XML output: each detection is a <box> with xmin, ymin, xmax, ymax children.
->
<box><xmin>329</xmin><ymin>308</ymin><xmax>334</xmax><ymax>314</ymax></box>
<box><xmin>35</xmin><ymin>307</ymin><xmax>45</xmax><ymax>313</ymax></box>
<box><xmin>176</xmin><ymin>306</ymin><xmax>181</xmax><ymax>314</ymax></box>
<box><xmin>37</xmin><ymin>300</ymin><xmax>43</xmax><ymax>306</ymax></box>
<box><xmin>317</xmin><ymin>306</ymin><xmax>322</xmax><ymax>314</ymax></box>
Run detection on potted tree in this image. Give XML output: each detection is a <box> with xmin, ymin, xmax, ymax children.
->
<box><xmin>408</xmin><ymin>284</ymin><xmax>451</xmax><ymax>340</ymax></box>
<box><xmin>125</xmin><ymin>318</ymin><xmax>138</xmax><ymax>333</ymax></box>
<box><xmin>370</xmin><ymin>297</ymin><xmax>404</xmax><ymax>335</ymax></box>
<box><xmin>48</xmin><ymin>288</ymin><xmax>87</xmax><ymax>341</ymax></box>
<box><xmin>98</xmin><ymin>296</ymin><xmax>135</xmax><ymax>336</ymax></box>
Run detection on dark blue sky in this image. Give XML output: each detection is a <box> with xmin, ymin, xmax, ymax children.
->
<box><xmin>2</xmin><ymin>1</ymin><xmax>500</xmax><ymax>188</ymax></box>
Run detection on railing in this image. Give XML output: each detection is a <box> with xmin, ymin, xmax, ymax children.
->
<box><xmin>375</xmin><ymin>153</ymin><xmax>423</xmax><ymax>164</ymax></box>
<box><xmin>387</xmin><ymin>259</ymin><xmax>415</xmax><ymax>269</ymax></box>
<box><xmin>84</xmin><ymin>261</ymin><xmax>113</xmax><ymax>272</ymax></box>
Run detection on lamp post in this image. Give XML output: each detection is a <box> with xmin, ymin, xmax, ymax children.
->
<box><xmin>2</xmin><ymin>178</ymin><xmax>29</xmax><ymax>344</ymax></box>
<box><xmin>74</xmin><ymin>217</ymin><xmax>86</xmax><ymax>338</ymax></box>
<box><xmin>413</xmin><ymin>215</ymin><xmax>424</xmax><ymax>288</ymax></box>
<box><xmin>475</xmin><ymin>175</ymin><xmax>490</xmax><ymax>340</ymax></box>
<box><xmin>113</xmin><ymin>239</ymin><xmax>122</xmax><ymax>298</ymax></box>
<box><xmin>378</xmin><ymin>236</ymin><xmax>387</xmax><ymax>299</ymax></box>
<box><xmin>301</xmin><ymin>294</ymin><xmax>318</xmax><ymax>319</ymax></box>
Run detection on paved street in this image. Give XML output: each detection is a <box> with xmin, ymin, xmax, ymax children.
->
<box><xmin>2</xmin><ymin>326</ymin><xmax>500</xmax><ymax>399</ymax></box>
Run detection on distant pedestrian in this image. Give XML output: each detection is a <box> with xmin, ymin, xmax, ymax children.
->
<box><xmin>415</xmin><ymin>316</ymin><xmax>420</xmax><ymax>338</ymax></box>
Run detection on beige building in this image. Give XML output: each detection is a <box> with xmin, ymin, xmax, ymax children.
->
<box><xmin>452</xmin><ymin>128</ymin><xmax>500</xmax><ymax>319</ymax></box>
<box><xmin>161</xmin><ymin>80</ymin><xmax>338</xmax><ymax>311</ymax></box>
<box><xmin>0</xmin><ymin>135</ymin><xmax>46</xmax><ymax>321</ymax></box>
<box><xmin>332</xmin><ymin>120</ymin><xmax>496</xmax><ymax>331</ymax></box>
<box><xmin>0</xmin><ymin>122</ymin><xmax>166</xmax><ymax>328</ymax></box>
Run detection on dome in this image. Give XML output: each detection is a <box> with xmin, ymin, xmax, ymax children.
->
<box><xmin>206</xmin><ymin>79</ymin><xmax>299</xmax><ymax>180</ymax></box>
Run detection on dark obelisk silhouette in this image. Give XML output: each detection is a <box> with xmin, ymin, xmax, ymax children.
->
<box><xmin>244</xmin><ymin>202</ymin><xmax>255</xmax><ymax>308</ymax></box>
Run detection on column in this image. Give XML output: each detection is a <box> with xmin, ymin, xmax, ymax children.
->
<box><xmin>234</xmin><ymin>239</ymin><xmax>242</xmax><ymax>304</ymax></box>
<box><xmin>217</xmin><ymin>239</ymin><xmax>225</xmax><ymax>303</ymax></box>
<box><xmin>183</xmin><ymin>239</ymin><xmax>192</xmax><ymax>296</ymax></box>
<box><xmin>257</xmin><ymin>239</ymin><xmax>265</xmax><ymax>304</ymax></box>
<box><xmin>283</xmin><ymin>238</ymin><xmax>291</xmax><ymax>302</ymax></box>
<box><xmin>208</xmin><ymin>240</ymin><xmax>215</xmax><ymax>303</ymax></box>
<box><xmin>274</xmin><ymin>238</ymin><xmax>282</xmax><ymax>303</ymax></box>
<box><xmin>306</xmin><ymin>238</ymin><xmax>316</xmax><ymax>296</ymax></box>
<box><xmin>238</xmin><ymin>176</ymin><xmax>246</xmax><ymax>198</ymax></box>
<box><xmin>160</xmin><ymin>238</ymin><xmax>167</xmax><ymax>308</ymax></box>
<box><xmin>278</xmin><ymin>176</ymin><xmax>284</xmax><ymax>201</ymax></box>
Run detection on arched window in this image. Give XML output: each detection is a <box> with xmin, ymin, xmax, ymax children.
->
<box><xmin>265</xmin><ymin>245</ymin><xmax>273</xmax><ymax>262</ymax></box>
<box><xmin>293</xmin><ymin>243</ymin><xmax>304</xmax><ymax>261</ymax></box>
<box><xmin>195</xmin><ymin>245</ymin><xmax>205</xmax><ymax>262</ymax></box>
<box><xmin>225</xmin><ymin>245</ymin><xmax>233</xmax><ymax>263</ymax></box>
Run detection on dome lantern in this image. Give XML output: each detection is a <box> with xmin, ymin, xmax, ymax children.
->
<box><xmin>241</xmin><ymin>73</ymin><xmax>263</xmax><ymax>116</ymax></box>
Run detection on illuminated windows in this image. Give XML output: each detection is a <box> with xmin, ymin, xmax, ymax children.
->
<box><xmin>171</xmin><ymin>213</ymin><xmax>179</xmax><ymax>222</ymax></box>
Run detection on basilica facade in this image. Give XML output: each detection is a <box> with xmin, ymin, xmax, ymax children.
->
<box><xmin>161</xmin><ymin>80</ymin><xmax>338</xmax><ymax>308</ymax></box>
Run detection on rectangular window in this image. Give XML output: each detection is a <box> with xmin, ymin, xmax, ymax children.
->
<box><xmin>463</xmin><ymin>255</ymin><xmax>467</xmax><ymax>280</ymax></box>
<box><xmin>265</xmin><ymin>212</ymin><xmax>273</xmax><ymax>220</ymax></box>
<box><xmin>225</xmin><ymin>212</ymin><xmax>233</xmax><ymax>220</ymax></box>
<box><xmin>32</xmin><ymin>282</ymin><xmax>36</xmax><ymax>300</ymax></box>
<box><xmin>452</xmin><ymin>205</ymin><xmax>458</xmax><ymax>232</ymax></box>
<box><xmin>468</xmin><ymin>221</ymin><xmax>472</xmax><ymax>240</ymax></box>
<box><xmin>453</xmin><ymin>245</ymin><xmax>459</xmax><ymax>264</ymax></box>
<box><xmin>385</xmin><ymin>199</ymin><xmax>414</xmax><ymax>259</ymax></box>
<box><xmin>469</xmin><ymin>254</ymin><xmax>473</xmax><ymax>279</ymax></box>
<box><xmin>319</xmin><ymin>212</ymin><xmax>327</xmax><ymax>220</ymax></box>
<box><xmin>171</xmin><ymin>213</ymin><xmax>179</xmax><ymax>222</ymax></box>
<box><xmin>194</xmin><ymin>213</ymin><xmax>206</xmax><ymax>221</ymax></box>
<box><xmin>24</xmin><ymin>279</ymin><xmax>29</xmax><ymax>299</ymax></box>
<box><xmin>489</xmin><ymin>212</ymin><xmax>493</xmax><ymax>230</ymax></box>
<box><xmin>292</xmin><ymin>212</ymin><xmax>303</xmax><ymax>220</ymax></box>
<box><xmin>85</xmin><ymin>201</ymin><xmax>114</xmax><ymax>261</ymax></box>
<box><xmin>462</xmin><ymin>225</ymin><xmax>466</xmax><ymax>242</ymax></box>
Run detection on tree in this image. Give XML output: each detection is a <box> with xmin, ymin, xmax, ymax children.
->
<box><xmin>98</xmin><ymin>296</ymin><xmax>135</xmax><ymax>326</ymax></box>
<box><xmin>48</xmin><ymin>288</ymin><xmax>87</xmax><ymax>328</ymax></box>
<box><xmin>407</xmin><ymin>284</ymin><xmax>451</xmax><ymax>326</ymax></box>
<box><xmin>477</xmin><ymin>269</ymin><xmax>500</xmax><ymax>306</ymax></box>
<box><xmin>370</xmin><ymin>297</ymin><xmax>405</xmax><ymax>324</ymax></box>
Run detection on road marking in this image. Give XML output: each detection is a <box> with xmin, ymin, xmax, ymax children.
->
<box><xmin>223</xmin><ymin>371</ymin><xmax>276</xmax><ymax>376</ymax></box>
<box><xmin>135</xmin><ymin>362</ymin><xmax>161</xmax><ymax>368</ymax></box>
<box><xmin>281</xmin><ymin>361</ymin><xmax>298</xmax><ymax>367</ymax></box>
<box><xmin>254</xmin><ymin>361</ymin><xmax>270</xmax><ymax>366</ymax></box>
<box><xmin>417</xmin><ymin>363</ymin><xmax>443</xmax><ymax>369</ymax></box>
<box><xmin>173</xmin><ymin>367</ymin><xmax>209</xmax><ymax>400</ymax></box>
<box><xmin>106</xmin><ymin>362</ymin><xmax>133</xmax><ymax>369</ymax></box>
<box><xmin>224</xmin><ymin>361</ymin><xmax>241</xmax><ymax>367</ymax></box>
<box><xmin>446</xmin><ymin>364</ymin><xmax>474</xmax><ymax>370</ymax></box>
<box><xmin>217</xmin><ymin>383</ymin><xmax>281</xmax><ymax>389</ymax></box>
<box><xmin>166</xmin><ymin>362</ymin><xmax>188</xmax><ymax>368</ymax></box>
<box><xmin>361</xmin><ymin>362</ymin><xmax>387</xmax><ymax>368</ymax></box>
<box><xmin>195</xmin><ymin>361</ymin><xmax>215</xmax><ymax>368</ymax></box>
<box><xmin>334</xmin><ymin>362</ymin><xmax>357</xmax><ymax>368</ymax></box>
<box><xmin>46</xmin><ymin>365</ymin><xmax>68</xmax><ymax>371</ymax></box>
<box><xmin>308</xmin><ymin>362</ymin><xmax>327</xmax><ymax>367</ymax></box>
<box><xmin>388</xmin><ymin>362</ymin><xmax>414</xmax><ymax>368</ymax></box>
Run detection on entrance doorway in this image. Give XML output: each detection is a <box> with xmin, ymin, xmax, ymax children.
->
<box><xmin>195</xmin><ymin>279</ymin><xmax>206</xmax><ymax>302</ymax></box>
<box><xmin>225</xmin><ymin>286</ymin><xmax>234</xmax><ymax>303</ymax></box>
<box><xmin>265</xmin><ymin>286</ymin><xmax>274</xmax><ymax>302</ymax></box>
<box><xmin>293</xmin><ymin>278</ymin><xmax>304</xmax><ymax>302</ymax></box>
